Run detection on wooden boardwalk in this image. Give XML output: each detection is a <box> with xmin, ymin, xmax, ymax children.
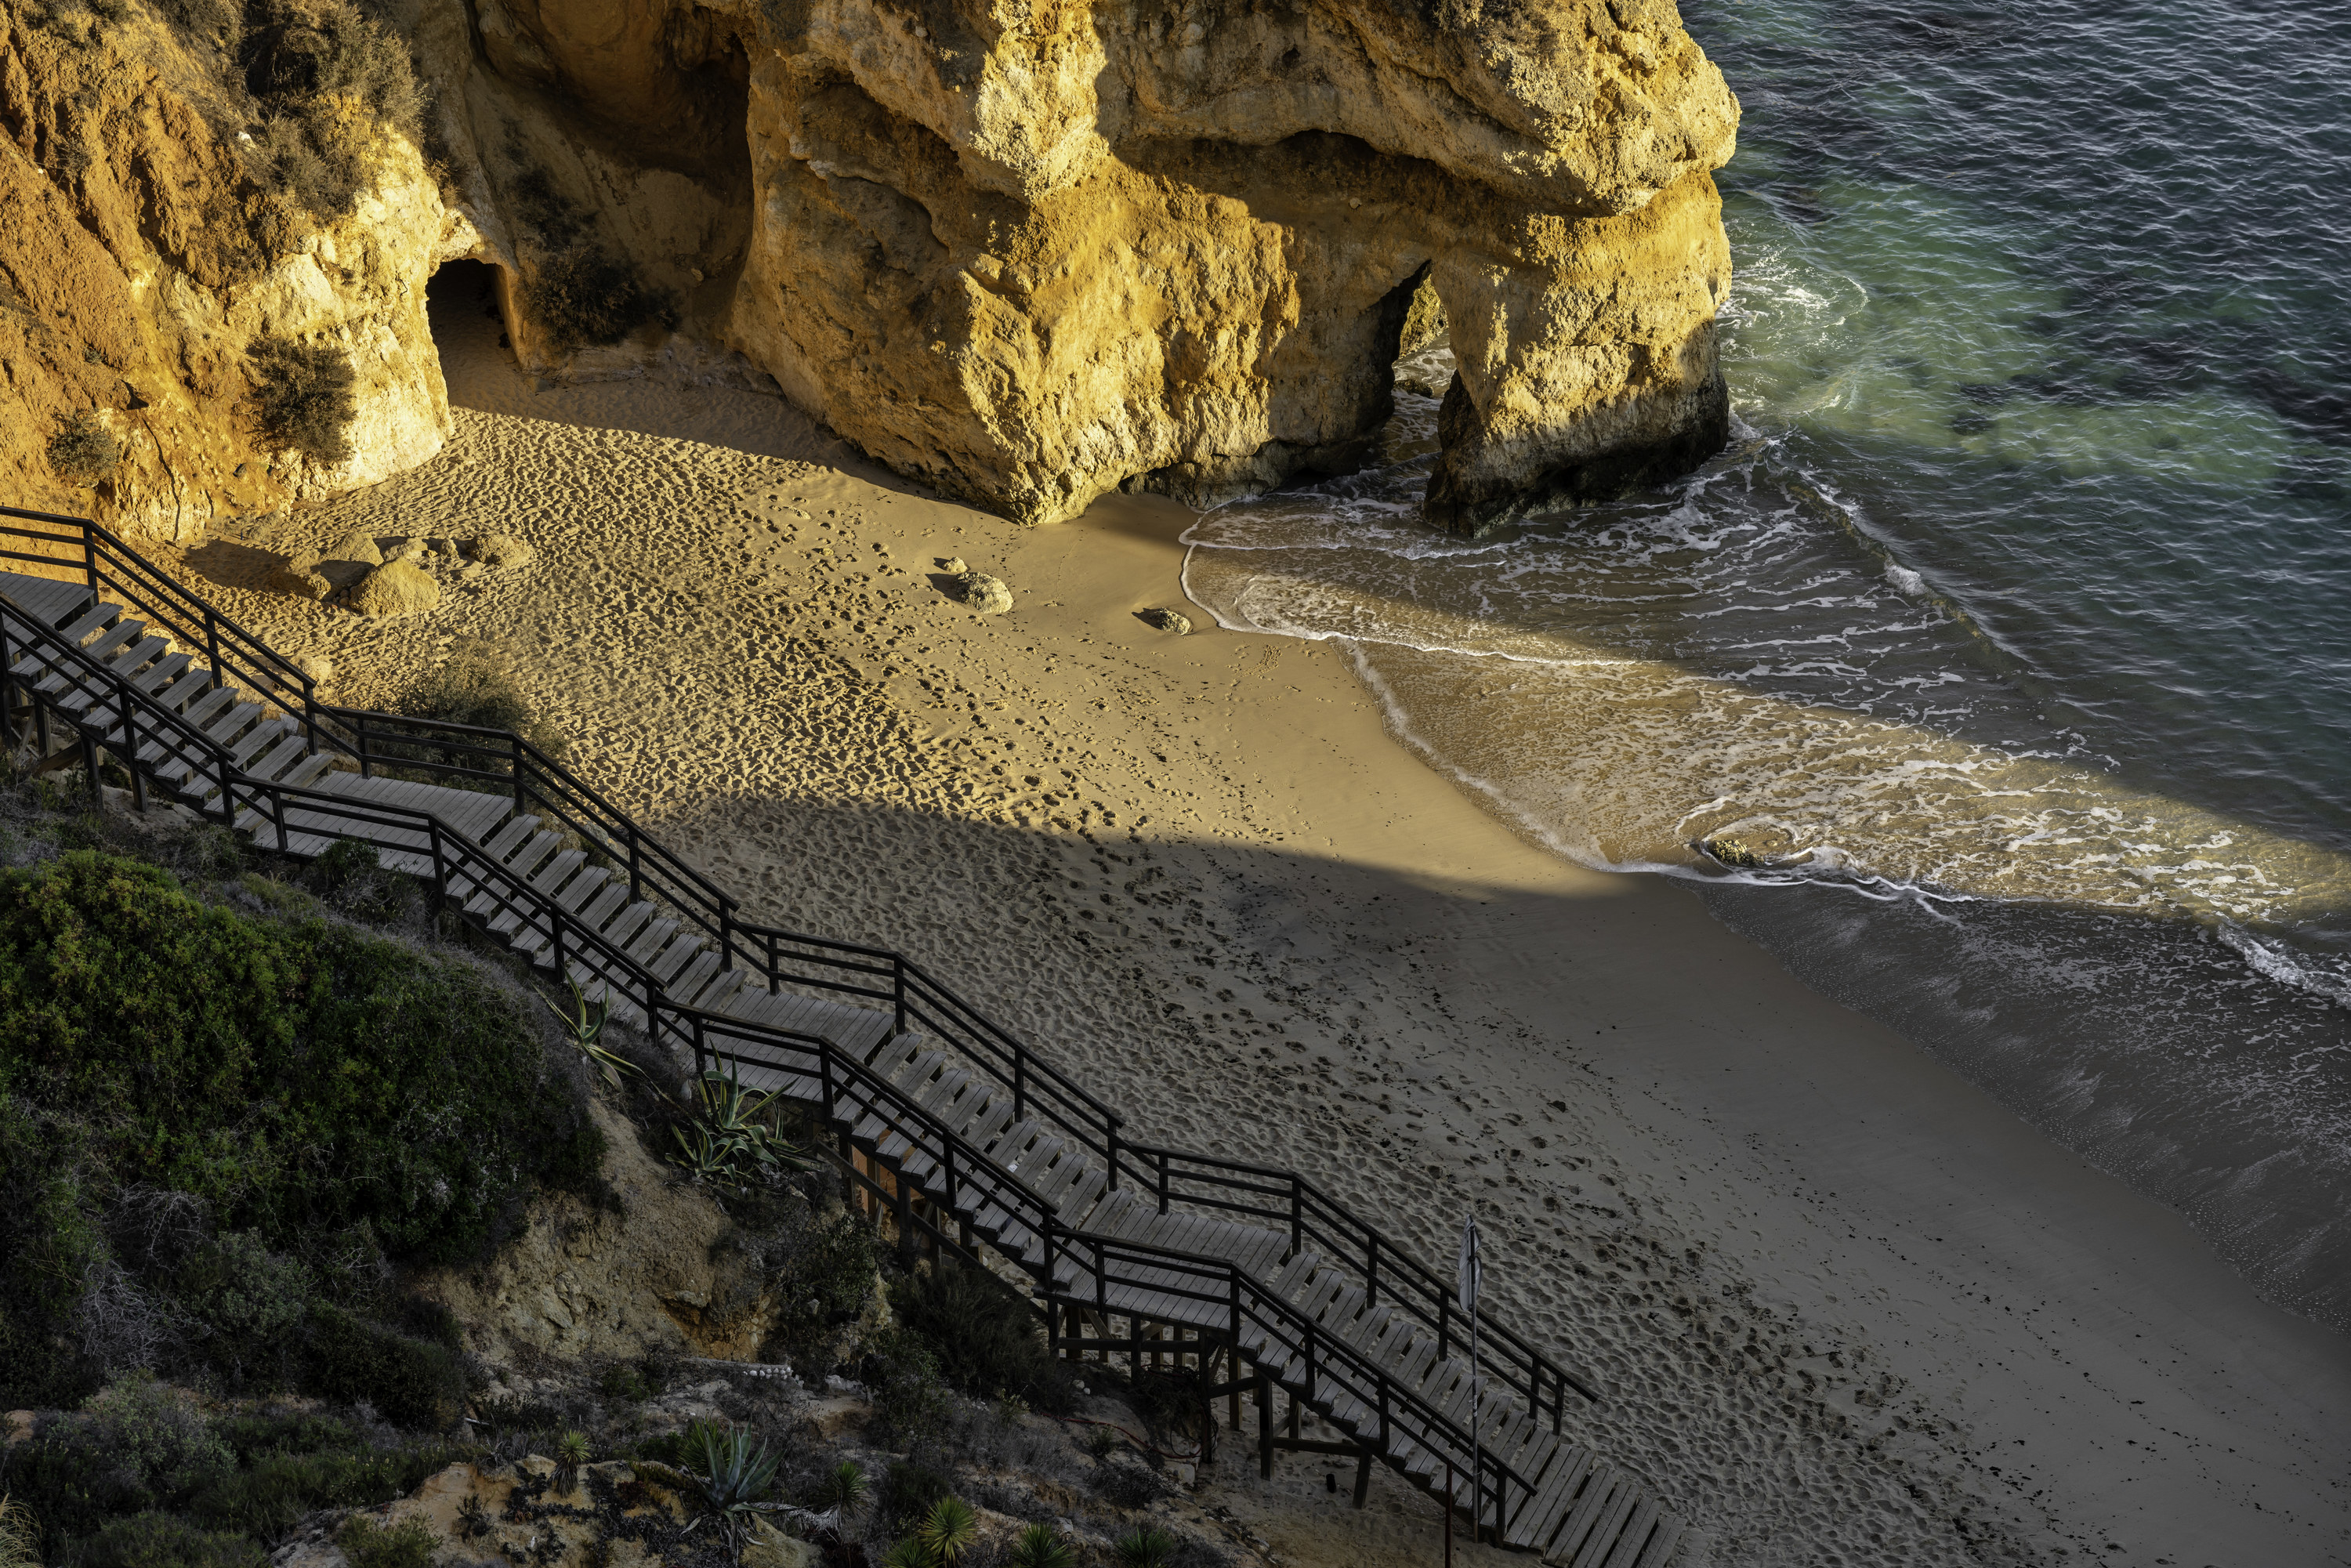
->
<box><xmin>0</xmin><ymin>563</ymin><xmax>1694</xmax><ymax>1568</ymax></box>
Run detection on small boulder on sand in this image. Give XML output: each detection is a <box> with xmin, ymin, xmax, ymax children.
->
<box><xmin>266</xmin><ymin>549</ymin><xmax>334</xmax><ymax>600</ymax></box>
<box><xmin>954</xmin><ymin>571</ymin><xmax>1012</xmax><ymax>615</ymax></box>
<box><xmin>325</xmin><ymin>529</ymin><xmax>383</xmax><ymax>567</ymax></box>
<box><xmin>467</xmin><ymin>534</ymin><xmax>534</xmax><ymax>568</ymax></box>
<box><xmin>1138</xmin><ymin>607</ymin><xmax>1193</xmax><ymax>635</ymax></box>
<box><xmin>348</xmin><ymin>556</ymin><xmax>441</xmax><ymax>618</ymax></box>
<box><xmin>292</xmin><ymin>651</ymin><xmax>335</xmax><ymax>686</ymax></box>
<box><xmin>937</xmin><ymin>556</ymin><xmax>967</xmax><ymax>574</ymax></box>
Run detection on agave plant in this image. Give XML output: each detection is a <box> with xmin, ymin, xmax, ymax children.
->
<box><xmin>670</xmin><ymin>1065</ymin><xmax>815</xmax><ymax>1194</ymax></box>
<box><xmin>917</xmin><ymin>1497</ymin><xmax>979</xmax><ymax>1566</ymax></box>
<box><xmin>672</xmin><ymin>1419</ymin><xmax>784</xmax><ymax>1559</ymax></box>
<box><xmin>555</xmin><ymin>1429</ymin><xmax>591</xmax><ymax>1485</ymax></box>
<box><xmin>1007</xmin><ymin>1523</ymin><xmax>1075</xmax><ymax>1568</ymax></box>
<box><xmin>816</xmin><ymin>1460</ymin><xmax>869</xmax><ymax>1512</ymax></box>
<box><xmin>882</xmin><ymin>1540</ymin><xmax>936</xmax><ymax>1568</ymax></box>
<box><xmin>542</xmin><ymin>978</ymin><xmax>636</xmax><ymax>1093</ymax></box>
<box><xmin>1114</xmin><ymin>1526</ymin><xmax>1175</xmax><ymax>1568</ymax></box>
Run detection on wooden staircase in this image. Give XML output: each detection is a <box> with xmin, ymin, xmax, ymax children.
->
<box><xmin>0</xmin><ymin>509</ymin><xmax>1697</xmax><ymax>1568</ymax></box>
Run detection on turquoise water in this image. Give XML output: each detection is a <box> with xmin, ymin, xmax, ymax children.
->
<box><xmin>1183</xmin><ymin>1</ymin><xmax>2351</xmax><ymax>1324</ymax></box>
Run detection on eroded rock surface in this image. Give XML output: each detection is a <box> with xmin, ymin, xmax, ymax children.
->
<box><xmin>4</xmin><ymin>0</ymin><xmax>1735</xmax><ymax>539</ymax></box>
<box><xmin>0</xmin><ymin>5</ymin><xmax>466</xmax><ymax>537</ymax></box>
<box><xmin>715</xmin><ymin>0</ymin><xmax>1738</xmax><ymax>531</ymax></box>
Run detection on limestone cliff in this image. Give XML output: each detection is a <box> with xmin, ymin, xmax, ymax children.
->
<box><xmin>476</xmin><ymin>0</ymin><xmax>1738</xmax><ymax>532</ymax></box>
<box><xmin>0</xmin><ymin>2</ymin><xmax>467</xmax><ymax>538</ymax></box>
<box><xmin>3</xmin><ymin>0</ymin><xmax>1734</xmax><ymax>540</ymax></box>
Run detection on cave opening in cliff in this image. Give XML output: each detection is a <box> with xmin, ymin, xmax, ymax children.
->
<box><xmin>424</xmin><ymin>259</ymin><xmax>520</xmax><ymax>396</ymax></box>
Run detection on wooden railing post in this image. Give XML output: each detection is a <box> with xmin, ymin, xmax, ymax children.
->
<box><xmin>893</xmin><ymin>958</ymin><xmax>907</xmax><ymax>1035</ymax></box>
<box><xmin>550</xmin><ymin>901</ymin><xmax>568</xmax><ymax>993</ymax></box>
<box><xmin>118</xmin><ymin>685</ymin><xmax>144</xmax><ymax>812</ymax></box>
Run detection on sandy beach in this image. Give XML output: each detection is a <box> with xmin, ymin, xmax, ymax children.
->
<box><xmin>143</xmin><ymin>288</ymin><xmax>2351</xmax><ymax>1566</ymax></box>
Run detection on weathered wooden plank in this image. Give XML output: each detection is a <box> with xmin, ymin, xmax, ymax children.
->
<box><xmin>1597</xmin><ymin>1499</ymin><xmax>1660</xmax><ymax>1568</ymax></box>
<box><xmin>1567</xmin><ymin>1483</ymin><xmax>1641</xmax><ymax>1568</ymax></box>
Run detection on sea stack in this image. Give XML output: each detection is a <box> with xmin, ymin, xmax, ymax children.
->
<box><xmin>712</xmin><ymin>0</ymin><xmax>1741</xmax><ymax>532</ymax></box>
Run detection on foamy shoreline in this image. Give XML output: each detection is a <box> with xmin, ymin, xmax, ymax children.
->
<box><xmin>161</xmin><ymin>299</ymin><xmax>2351</xmax><ymax>1566</ymax></box>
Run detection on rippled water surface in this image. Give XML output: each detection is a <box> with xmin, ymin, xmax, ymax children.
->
<box><xmin>1182</xmin><ymin>0</ymin><xmax>2351</xmax><ymax>1324</ymax></box>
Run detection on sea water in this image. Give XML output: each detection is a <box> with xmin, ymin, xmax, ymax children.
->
<box><xmin>1180</xmin><ymin>0</ymin><xmax>2351</xmax><ymax>1326</ymax></box>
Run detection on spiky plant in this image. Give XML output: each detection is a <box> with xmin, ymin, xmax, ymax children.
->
<box><xmin>542</xmin><ymin>978</ymin><xmax>634</xmax><ymax>1093</ymax></box>
<box><xmin>882</xmin><ymin>1540</ymin><xmax>934</xmax><ymax>1568</ymax></box>
<box><xmin>679</xmin><ymin>1419</ymin><xmax>781</xmax><ymax>1558</ymax></box>
<box><xmin>816</xmin><ymin>1460</ymin><xmax>869</xmax><ymax>1512</ymax></box>
<box><xmin>556</xmin><ymin>1429</ymin><xmax>591</xmax><ymax>1484</ymax></box>
<box><xmin>917</xmin><ymin>1497</ymin><xmax>978</xmax><ymax>1567</ymax></box>
<box><xmin>1007</xmin><ymin>1523</ymin><xmax>1075</xmax><ymax>1568</ymax></box>
<box><xmin>1114</xmin><ymin>1526</ymin><xmax>1176</xmax><ymax>1568</ymax></box>
<box><xmin>670</xmin><ymin>1065</ymin><xmax>815</xmax><ymax>1194</ymax></box>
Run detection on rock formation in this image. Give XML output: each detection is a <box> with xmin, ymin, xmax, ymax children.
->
<box><xmin>0</xmin><ymin>2</ymin><xmax>470</xmax><ymax>538</ymax></box>
<box><xmin>719</xmin><ymin>0</ymin><xmax>1739</xmax><ymax>531</ymax></box>
<box><xmin>2</xmin><ymin>0</ymin><xmax>1736</xmax><ymax>540</ymax></box>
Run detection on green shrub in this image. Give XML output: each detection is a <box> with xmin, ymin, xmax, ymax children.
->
<box><xmin>0</xmin><ymin>852</ymin><xmax>598</xmax><ymax>1269</ymax></box>
<box><xmin>237</xmin><ymin>0</ymin><xmax>426</xmax><ymax>219</ymax></box>
<box><xmin>158</xmin><ymin>0</ymin><xmax>241</xmax><ymax>42</ymax></box>
<box><xmin>303</xmin><ymin>840</ymin><xmax>421</xmax><ymax>927</ymax></box>
<box><xmin>0</xmin><ymin>1097</ymin><xmax>107</xmax><ymax>1407</ymax></box>
<box><xmin>303</xmin><ymin>1304</ymin><xmax>464</xmax><ymax>1430</ymax></box>
<box><xmin>74</xmin><ymin>1512</ymin><xmax>267</xmax><ymax>1568</ymax></box>
<box><xmin>531</xmin><ymin>244</ymin><xmax>664</xmax><ymax>353</ymax></box>
<box><xmin>334</xmin><ymin>1513</ymin><xmax>436</xmax><ymax>1568</ymax></box>
<box><xmin>0</xmin><ymin>1385</ymin><xmax>455</xmax><ymax>1559</ymax></box>
<box><xmin>46</xmin><ymin>411</ymin><xmax>121</xmax><ymax>483</ymax></box>
<box><xmin>84</xmin><ymin>1376</ymin><xmax>235</xmax><ymax>1501</ymax></box>
<box><xmin>891</xmin><ymin>1262</ymin><xmax>1070</xmax><ymax>1414</ymax></box>
<box><xmin>393</xmin><ymin>646</ymin><xmax>567</xmax><ymax>761</ymax></box>
<box><xmin>763</xmin><ymin>1208</ymin><xmax>878</xmax><ymax>1365</ymax></box>
<box><xmin>877</xmin><ymin>1460</ymin><xmax>951</xmax><ymax>1536</ymax></box>
<box><xmin>864</xmin><ymin>1328</ymin><xmax>955</xmax><ymax>1454</ymax></box>
<box><xmin>597</xmin><ymin>1361</ymin><xmax>652</xmax><ymax>1403</ymax></box>
<box><xmin>190</xmin><ymin>1439</ymin><xmax>457</xmax><ymax>1541</ymax></box>
<box><xmin>247</xmin><ymin>339</ymin><xmax>356</xmax><ymax>462</ymax></box>
<box><xmin>174</xmin><ymin>1233</ymin><xmax>314</xmax><ymax>1385</ymax></box>
<box><xmin>209</xmin><ymin>1410</ymin><xmax>371</xmax><ymax>1467</ymax></box>
<box><xmin>0</xmin><ymin>1376</ymin><xmax>231</xmax><ymax>1550</ymax></box>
